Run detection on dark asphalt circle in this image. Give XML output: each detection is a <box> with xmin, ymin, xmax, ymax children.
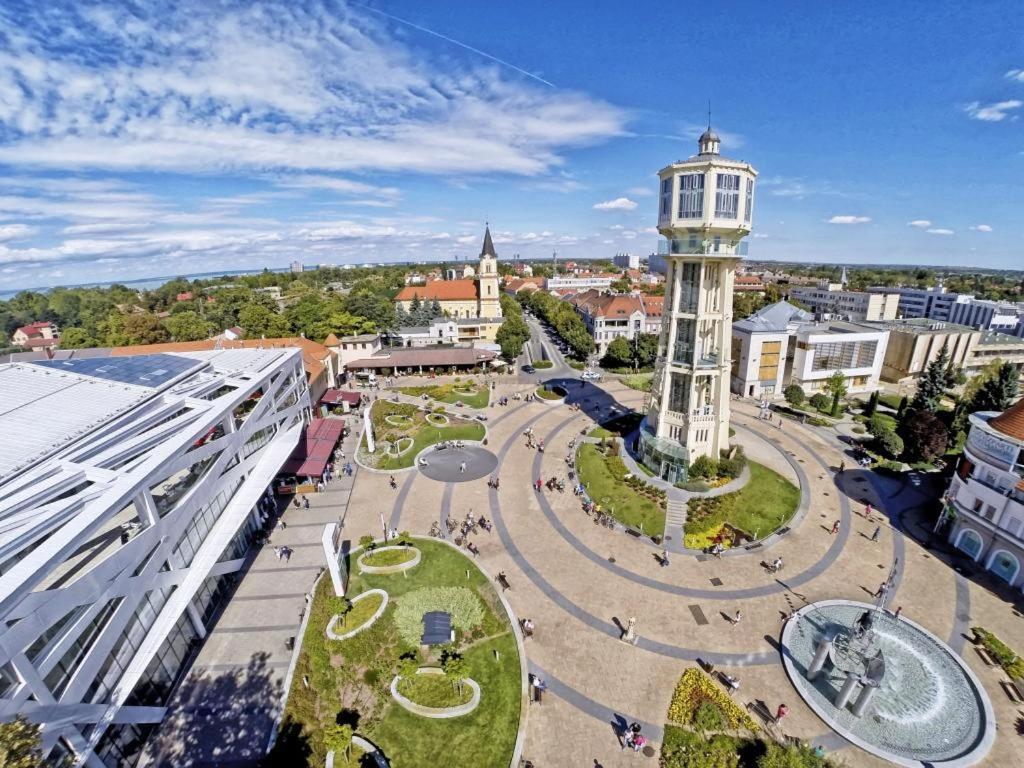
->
<box><xmin>417</xmin><ymin>445</ymin><xmax>498</xmax><ymax>483</ymax></box>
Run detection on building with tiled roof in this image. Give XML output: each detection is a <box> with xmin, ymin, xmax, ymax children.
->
<box><xmin>503</xmin><ymin>277</ymin><xmax>543</xmax><ymax>295</ymax></box>
<box><xmin>12</xmin><ymin>320</ymin><xmax>59</xmax><ymax>349</ymax></box>
<box><xmin>946</xmin><ymin>395</ymin><xmax>1024</xmax><ymax>591</ymax></box>
<box><xmin>569</xmin><ymin>291</ymin><xmax>647</xmax><ymax>355</ymax></box>
<box><xmin>734</xmin><ymin>275</ymin><xmax>765</xmax><ymax>292</ymax></box>
<box><xmin>392</xmin><ymin>226</ymin><xmax>503</xmax><ymax>342</ymax></box>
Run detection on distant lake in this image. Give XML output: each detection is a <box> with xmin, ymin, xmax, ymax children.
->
<box><xmin>0</xmin><ymin>267</ymin><xmax>291</xmax><ymax>300</ymax></box>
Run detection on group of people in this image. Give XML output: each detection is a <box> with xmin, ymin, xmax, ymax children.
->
<box><xmin>535</xmin><ymin>476</ymin><xmax>565</xmax><ymax>493</ymax></box>
<box><xmin>621</xmin><ymin>722</ymin><xmax>647</xmax><ymax>752</ymax></box>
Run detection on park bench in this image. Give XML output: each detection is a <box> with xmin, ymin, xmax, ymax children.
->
<box><xmin>496</xmin><ymin>572</ymin><xmax>511</xmax><ymax>592</ymax></box>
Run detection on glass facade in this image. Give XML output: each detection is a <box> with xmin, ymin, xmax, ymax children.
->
<box><xmin>714</xmin><ymin>173</ymin><xmax>740</xmax><ymax>218</ymax></box>
<box><xmin>810</xmin><ymin>340</ymin><xmax>877</xmax><ymax>371</ymax></box>
<box><xmin>660</xmin><ymin>177</ymin><xmax>671</xmax><ymax>216</ymax></box>
<box><xmin>744</xmin><ymin>178</ymin><xmax>753</xmax><ymax>223</ymax></box>
<box><xmin>677</xmin><ymin>173</ymin><xmax>704</xmax><ymax>218</ymax></box>
<box><xmin>676</xmin><ymin>262</ymin><xmax>700</xmax><ymax>314</ymax></box>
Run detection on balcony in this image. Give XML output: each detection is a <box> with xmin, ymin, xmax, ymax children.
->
<box><xmin>658</xmin><ymin>239</ymin><xmax>748</xmax><ymax>256</ymax></box>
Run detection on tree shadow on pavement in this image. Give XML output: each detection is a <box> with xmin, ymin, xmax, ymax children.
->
<box><xmin>144</xmin><ymin>652</ymin><xmax>293</xmax><ymax>768</ymax></box>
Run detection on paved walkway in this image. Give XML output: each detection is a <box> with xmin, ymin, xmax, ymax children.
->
<box><xmin>143</xmin><ymin>425</ymin><xmax>361</xmax><ymax>767</ymax></box>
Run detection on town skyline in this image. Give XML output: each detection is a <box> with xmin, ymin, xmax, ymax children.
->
<box><xmin>1</xmin><ymin>0</ymin><xmax>1023</xmax><ymax>291</ymax></box>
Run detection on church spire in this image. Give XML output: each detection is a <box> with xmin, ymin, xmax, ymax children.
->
<box><xmin>480</xmin><ymin>224</ymin><xmax>497</xmax><ymax>258</ymax></box>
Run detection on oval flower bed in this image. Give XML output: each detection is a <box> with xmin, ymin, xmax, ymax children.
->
<box><xmin>384</xmin><ymin>414</ymin><xmax>414</xmax><ymax>427</ymax></box>
<box><xmin>325</xmin><ymin>589</ymin><xmax>388</xmax><ymax>641</ymax></box>
<box><xmin>383</xmin><ymin>437</ymin><xmax>414</xmax><ymax>456</ymax></box>
<box><xmin>358</xmin><ymin>545</ymin><xmax>421</xmax><ymax>574</ymax></box>
<box><xmin>426</xmin><ymin>413</ymin><xmax>450</xmax><ymax>426</ymax></box>
<box><xmin>390</xmin><ymin>667</ymin><xmax>481</xmax><ymax>718</ymax></box>
<box><xmin>535</xmin><ymin>384</ymin><xmax>567</xmax><ymax>402</ymax></box>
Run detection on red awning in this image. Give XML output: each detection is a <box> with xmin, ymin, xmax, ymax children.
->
<box><xmin>279</xmin><ymin>418</ymin><xmax>344</xmax><ymax>477</ymax></box>
<box><xmin>320</xmin><ymin>388</ymin><xmax>362</xmax><ymax>407</ymax></box>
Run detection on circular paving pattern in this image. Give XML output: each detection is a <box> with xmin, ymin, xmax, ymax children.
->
<box><xmin>417</xmin><ymin>444</ymin><xmax>498</xmax><ymax>483</ymax></box>
<box><xmin>781</xmin><ymin>599</ymin><xmax>995</xmax><ymax>767</ymax></box>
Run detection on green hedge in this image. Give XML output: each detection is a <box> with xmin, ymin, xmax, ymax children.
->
<box><xmin>973</xmin><ymin>627</ymin><xmax>1024</xmax><ymax>679</ymax></box>
<box><xmin>532</xmin><ymin>359</ymin><xmax>553</xmax><ymax>369</ymax></box>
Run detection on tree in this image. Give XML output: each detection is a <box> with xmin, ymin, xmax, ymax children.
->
<box><xmin>783</xmin><ymin>384</ymin><xmax>806</xmax><ymax>408</ymax></box>
<box><xmin>757</xmin><ymin>742</ymin><xmax>830</xmax><ymax>768</ymax></box>
<box><xmin>122</xmin><ymin>312</ymin><xmax>171</xmax><ymax>345</ymax></box>
<box><xmin>601</xmin><ymin>336</ymin><xmax>633</xmax><ymax>369</ymax></box>
<box><xmin>899</xmin><ymin>409</ymin><xmax>948</xmax><ymax>463</ymax></box>
<box><xmin>962</xmin><ymin>359</ymin><xmax>1002</xmax><ymax>402</ymax></box>
<box><xmin>238</xmin><ymin>302</ymin><xmax>292</xmax><ymax>338</ymax></box>
<box><xmin>809</xmin><ymin>393</ymin><xmax>831</xmax><ymax>412</ymax></box>
<box><xmin>910</xmin><ymin>342</ymin><xmax>954</xmax><ymax>412</ymax></box>
<box><xmin>323</xmin><ymin>723</ymin><xmax>353</xmax><ymax>761</ymax></box>
<box><xmin>824</xmin><ymin>371</ymin><xmax>848</xmax><ymax>417</ymax></box>
<box><xmin>876</xmin><ymin>429</ymin><xmax>904</xmax><ymax>459</ymax></box>
<box><xmin>610</xmin><ymin>277</ymin><xmax>631</xmax><ymax>294</ymax></box>
<box><xmin>895</xmin><ymin>395</ymin><xmax>908</xmax><ymax>419</ymax></box>
<box><xmin>58</xmin><ymin>327</ymin><xmax>97</xmax><ymax>349</ymax></box>
<box><xmin>969</xmin><ymin>362</ymin><xmax>1020</xmax><ymax>413</ymax></box>
<box><xmin>0</xmin><ymin>716</ymin><xmax>48</xmax><ymax>768</ymax></box>
<box><xmin>863</xmin><ymin>390</ymin><xmax>879</xmax><ymax>417</ymax></box>
<box><xmin>164</xmin><ymin>310</ymin><xmax>213</xmax><ymax>341</ymax></box>
<box><xmin>442</xmin><ymin>653</ymin><xmax>468</xmax><ymax>696</ymax></box>
<box><xmin>495</xmin><ymin>314</ymin><xmax>530</xmax><ymax>359</ymax></box>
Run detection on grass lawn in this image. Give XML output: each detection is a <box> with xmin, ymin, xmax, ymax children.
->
<box><xmin>398</xmin><ymin>382</ymin><xmax>489</xmax><ymax>409</ymax></box>
<box><xmin>396</xmin><ymin>673</ymin><xmax>474</xmax><ymax>708</ymax></box>
<box><xmin>536</xmin><ymin>385</ymin><xmax>566</xmax><ymax>400</ymax></box>
<box><xmin>275</xmin><ymin>539</ymin><xmax>521</xmax><ymax>768</ymax></box>
<box><xmin>362</xmin><ymin>547</ymin><xmax>418</xmax><ymax>567</ymax></box>
<box><xmin>588</xmin><ymin>426</ymin><xmax>613</xmax><ymax>439</ymax></box>
<box><xmin>577</xmin><ymin>443</ymin><xmax>665</xmax><ymax>537</ymax></box>
<box><xmin>684</xmin><ymin>462</ymin><xmax>799</xmax><ymax>549</ymax></box>
<box><xmin>620</xmin><ymin>372</ymin><xmax>653</xmax><ymax>392</ymax></box>
<box><xmin>335</xmin><ymin>591</ymin><xmax>385</xmax><ymax>633</ymax></box>
<box><xmin>878</xmin><ymin>392</ymin><xmax>904</xmax><ymax>410</ymax></box>
<box><xmin>360</xmin><ymin>401</ymin><xmax>485</xmax><ymax>470</ymax></box>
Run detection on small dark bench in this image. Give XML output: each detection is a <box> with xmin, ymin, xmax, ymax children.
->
<box><xmin>496</xmin><ymin>572</ymin><xmax>511</xmax><ymax>592</ymax></box>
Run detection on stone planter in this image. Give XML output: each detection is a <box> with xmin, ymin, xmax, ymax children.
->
<box><xmin>390</xmin><ymin>667</ymin><xmax>481</xmax><ymax>718</ymax></box>
<box><xmin>326</xmin><ymin>589</ymin><xmax>389</xmax><ymax>641</ymax></box>
<box><xmin>357</xmin><ymin>545</ymin><xmax>422</xmax><ymax>574</ymax></box>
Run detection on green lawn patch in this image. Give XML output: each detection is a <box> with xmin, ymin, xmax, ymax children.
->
<box><xmin>397</xmin><ymin>673</ymin><xmax>474</xmax><ymax>708</ymax></box>
<box><xmin>567</xmin><ymin>358</ymin><xmax>586</xmax><ymax>370</ymax></box>
<box><xmin>620</xmin><ymin>372</ymin><xmax>653</xmax><ymax>392</ymax></box>
<box><xmin>335</xmin><ymin>591</ymin><xmax>385</xmax><ymax>634</ymax></box>
<box><xmin>684</xmin><ymin>461</ymin><xmax>799</xmax><ymax>549</ymax></box>
<box><xmin>577</xmin><ymin>443</ymin><xmax>665</xmax><ymax>537</ymax></box>
<box><xmin>536</xmin><ymin>384</ymin><xmax>566</xmax><ymax>400</ymax></box>
<box><xmin>588</xmin><ymin>426</ymin><xmax>613</xmax><ymax>439</ymax></box>
<box><xmin>360</xmin><ymin>401</ymin><xmax>485</xmax><ymax>470</ymax></box>
<box><xmin>398</xmin><ymin>382</ymin><xmax>490</xmax><ymax>409</ymax></box>
<box><xmin>532</xmin><ymin>359</ymin><xmax>553</xmax><ymax>369</ymax></box>
<box><xmin>274</xmin><ymin>539</ymin><xmax>521</xmax><ymax>768</ymax></box>
<box><xmin>362</xmin><ymin>548</ymin><xmax>418</xmax><ymax>567</ymax></box>
<box><xmin>878</xmin><ymin>392</ymin><xmax>903</xmax><ymax>410</ymax></box>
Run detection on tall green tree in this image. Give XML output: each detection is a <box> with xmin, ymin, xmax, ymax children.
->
<box><xmin>495</xmin><ymin>314</ymin><xmax>530</xmax><ymax>359</ymax></box>
<box><xmin>969</xmin><ymin>362</ymin><xmax>1020</xmax><ymax>413</ymax></box>
<box><xmin>122</xmin><ymin>312</ymin><xmax>171</xmax><ymax>345</ymax></box>
<box><xmin>899</xmin><ymin>409</ymin><xmax>949</xmax><ymax>463</ymax></box>
<box><xmin>910</xmin><ymin>342</ymin><xmax>954</xmax><ymax>412</ymax></box>
<box><xmin>0</xmin><ymin>716</ymin><xmax>50</xmax><ymax>768</ymax></box>
<box><xmin>824</xmin><ymin>370</ymin><xmax>848</xmax><ymax>416</ymax></box>
<box><xmin>864</xmin><ymin>390</ymin><xmax>879</xmax><ymax>417</ymax></box>
<box><xmin>164</xmin><ymin>310</ymin><xmax>214</xmax><ymax>341</ymax></box>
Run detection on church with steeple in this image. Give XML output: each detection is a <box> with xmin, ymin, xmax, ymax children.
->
<box><xmin>393</xmin><ymin>225</ymin><xmax>504</xmax><ymax>341</ymax></box>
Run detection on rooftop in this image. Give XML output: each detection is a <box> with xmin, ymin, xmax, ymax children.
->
<box><xmin>866</xmin><ymin>318</ymin><xmax>977</xmax><ymax>335</ymax></box>
<box><xmin>394</xmin><ymin>279</ymin><xmax>479</xmax><ymax>302</ymax></box>
<box><xmin>989</xmin><ymin>398</ymin><xmax>1024</xmax><ymax>442</ymax></box>
<box><xmin>733</xmin><ymin>300</ymin><xmax>812</xmax><ymax>333</ymax></box>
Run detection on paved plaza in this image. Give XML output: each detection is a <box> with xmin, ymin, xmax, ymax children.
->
<box><xmin>158</xmin><ymin>337</ymin><xmax>1022</xmax><ymax>767</ymax></box>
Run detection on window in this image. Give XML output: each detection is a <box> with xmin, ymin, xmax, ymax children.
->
<box><xmin>744</xmin><ymin>178</ymin><xmax>753</xmax><ymax>223</ymax></box>
<box><xmin>677</xmin><ymin>174</ymin><xmax>704</xmax><ymax>219</ymax></box>
<box><xmin>660</xmin><ymin>178</ymin><xmax>672</xmax><ymax>217</ymax></box>
<box><xmin>715</xmin><ymin>174</ymin><xmax>740</xmax><ymax>219</ymax></box>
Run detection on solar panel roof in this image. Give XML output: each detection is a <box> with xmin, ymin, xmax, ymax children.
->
<box><xmin>29</xmin><ymin>353</ymin><xmax>203</xmax><ymax>389</ymax></box>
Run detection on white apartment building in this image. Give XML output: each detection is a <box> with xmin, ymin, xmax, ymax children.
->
<box><xmin>946</xmin><ymin>400</ymin><xmax>1024</xmax><ymax>590</ymax></box>
<box><xmin>872</xmin><ymin>284</ymin><xmax>1024</xmax><ymax>337</ymax></box>
<box><xmin>790</xmin><ymin>282</ymin><xmax>900</xmax><ymax>322</ymax></box>
<box><xmin>544</xmin><ymin>274</ymin><xmax>616</xmax><ymax>292</ymax></box>
<box><xmin>612</xmin><ymin>252</ymin><xmax>640</xmax><ymax>270</ymax></box>
<box><xmin>0</xmin><ymin>349</ymin><xmax>311</xmax><ymax>766</ymax></box>
<box><xmin>390</xmin><ymin>318</ymin><xmax>459</xmax><ymax>347</ymax></box>
<box><xmin>731</xmin><ymin>302</ymin><xmax>889</xmax><ymax>399</ymax></box>
<box><xmin>570</xmin><ymin>292</ymin><xmax>647</xmax><ymax>355</ymax></box>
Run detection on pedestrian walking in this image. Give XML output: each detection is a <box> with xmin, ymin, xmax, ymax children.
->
<box><xmin>389</xmin><ymin>475</ymin><xmax>397</xmax><ymax>490</ymax></box>
<box><xmin>838</xmin><ymin>461</ymin><xmax>846</xmax><ymax>474</ymax></box>
<box><xmin>283</xmin><ymin>547</ymin><xmax>292</xmax><ymax>562</ymax></box>
<box><xmin>870</xmin><ymin>526</ymin><xmax>880</xmax><ymax>542</ymax></box>
<box><xmin>660</xmin><ymin>549</ymin><xmax>669</xmax><ymax>568</ymax></box>
<box><xmin>893</xmin><ymin>605</ymin><xmax>902</xmax><ymax>620</ymax></box>
<box><xmin>830</xmin><ymin>520</ymin><xmax>840</xmax><ymax>535</ymax></box>
<box><xmin>730</xmin><ymin>609</ymin><xmax>742</xmax><ymax>626</ymax></box>
<box><xmin>874</xmin><ymin>581</ymin><xmax>888</xmax><ymax>599</ymax></box>
<box><xmin>273</xmin><ymin>546</ymin><xmax>282</xmax><ymax>560</ymax></box>
<box><xmin>459</xmin><ymin>461</ymin><xmax>467</xmax><ymax>473</ymax></box>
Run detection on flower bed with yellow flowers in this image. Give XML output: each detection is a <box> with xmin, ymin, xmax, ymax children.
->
<box><xmin>666</xmin><ymin>668</ymin><xmax>759</xmax><ymax>732</ymax></box>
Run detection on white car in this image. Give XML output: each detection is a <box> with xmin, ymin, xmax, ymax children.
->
<box><xmin>581</xmin><ymin>370</ymin><xmax>601</xmax><ymax>381</ymax></box>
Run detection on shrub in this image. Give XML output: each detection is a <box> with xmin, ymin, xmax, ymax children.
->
<box><xmin>783</xmin><ymin>384</ymin><xmax>806</xmax><ymax>408</ymax></box>
<box><xmin>691</xmin><ymin>700</ymin><xmax>726</xmax><ymax>733</ymax></box>
<box><xmin>876</xmin><ymin>429</ymin><xmax>904</xmax><ymax>459</ymax></box>
<box><xmin>757</xmin><ymin>742</ymin><xmax>833</xmax><ymax>768</ymax></box>
<box><xmin>718</xmin><ymin>447</ymin><xmax>747</xmax><ymax>479</ymax></box>
<box><xmin>973</xmin><ymin>627</ymin><xmax>1023</xmax><ymax>678</ymax></box>
<box><xmin>852</xmin><ymin>425</ymin><xmax>866</xmax><ymax>434</ymax></box>
<box><xmin>689</xmin><ymin>454</ymin><xmax>718</xmax><ymax>479</ymax></box>
<box><xmin>532</xmin><ymin>359</ymin><xmax>553</xmax><ymax>369</ymax></box>
<box><xmin>661</xmin><ymin>725</ymin><xmax>741</xmax><ymax>768</ymax></box>
<box><xmin>809</xmin><ymin>393</ymin><xmax>830</xmax><ymax>412</ymax></box>
<box><xmin>392</xmin><ymin>587</ymin><xmax>485</xmax><ymax>646</ymax></box>
<box><xmin>807</xmin><ymin>417</ymin><xmax>831</xmax><ymax>427</ymax></box>
<box><xmin>358</xmin><ymin>534</ymin><xmax>375</xmax><ymax>550</ymax></box>
<box><xmin>876</xmin><ymin>459</ymin><xmax>904</xmax><ymax>473</ymax></box>
<box><xmin>667</xmin><ymin>668</ymin><xmax>759</xmax><ymax>732</ymax></box>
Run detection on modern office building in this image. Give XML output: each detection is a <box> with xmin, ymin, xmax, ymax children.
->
<box><xmin>869</xmin><ymin>318</ymin><xmax>980</xmax><ymax>384</ymax></box>
<box><xmin>789</xmin><ymin>282</ymin><xmax>900</xmax><ymax>322</ymax></box>
<box><xmin>946</xmin><ymin>398</ymin><xmax>1024</xmax><ymax>590</ymax></box>
<box><xmin>638</xmin><ymin>126</ymin><xmax>756</xmax><ymax>481</ymax></box>
<box><xmin>872</xmin><ymin>284</ymin><xmax>1024</xmax><ymax>337</ymax></box>
<box><xmin>0</xmin><ymin>349</ymin><xmax>310</xmax><ymax>766</ymax></box>
<box><xmin>731</xmin><ymin>302</ymin><xmax>888</xmax><ymax>399</ymax></box>
<box><xmin>613</xmin><ymin>252</ymin><xmax>640</xmax><ymax>270</ymax></box>
<box><xmin>543</xmin><ymin>273</ymin><xmax>617</xmax><ymax>292</ymax></box>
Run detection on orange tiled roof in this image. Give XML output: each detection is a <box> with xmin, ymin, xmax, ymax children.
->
<box><xmin>989</xmin><ymin>398</ymin><xmax>1024</xmax><ymax>441</ymax></box>
<box><xmin>111</xmin><ymin>337</ymin><xmax>330</xmax><ymax>384</ymax></box>
<box><xmin>394</xmin><ymin>279</ymin><xmax>479</xmax><ymax>302</ymax></box>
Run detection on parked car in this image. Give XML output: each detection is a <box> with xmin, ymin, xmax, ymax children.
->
<box><xmin>581</xmin><ymin>370</ymin><xmax>601</xmax><ymax>380</ymax></box>
<box><xmin>522</xmin><ymin>364</ymin><xmax>536</xmax><ymax>374</ymax></box>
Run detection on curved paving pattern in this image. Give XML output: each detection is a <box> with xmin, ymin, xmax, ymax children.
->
<box><xmin>417</xmin><ymin>445</ymin><xmax>498</xmax><ymax>483</ymax></box>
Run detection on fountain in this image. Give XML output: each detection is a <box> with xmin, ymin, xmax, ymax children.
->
<box><xmin>781</xmin><ymin>599</ymin><xmax>995</xmax><ymax>767</ymax></box>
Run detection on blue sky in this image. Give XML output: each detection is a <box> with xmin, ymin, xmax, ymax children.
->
<box><xmin>0</xmin><ymin>0</ymin><xmax>1021</xmax><ymax>289</ymax></box>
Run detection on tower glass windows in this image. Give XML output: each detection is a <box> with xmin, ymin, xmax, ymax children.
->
<box><xmin>744</xmin><ymin>178</ymin><xmax>754</xmax><ymax>223</ymax></box>
<box><xmin>714</xmin><ymin>174</ymin><xmax>740</xmax><ymax>219</ymax></box>
<box><xmin>660</xmin><ymin>178</ymin><xmax>672</xmax><ymax>217</ymax></box>
<box><xmin>677</xmin><ymin>173</ymin><xmax>704</xmax><ymax>219</ymax></box>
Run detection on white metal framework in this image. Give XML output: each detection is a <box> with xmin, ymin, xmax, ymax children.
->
<box><xmin>0</xmin><ymin>348</ymin><xmax>311</xmax><ymax>766</ymax></box>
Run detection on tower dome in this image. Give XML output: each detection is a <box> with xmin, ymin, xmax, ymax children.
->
<box><xmin>698</xmin><ymin>127</ymin><xmax>721</xmax><ymax>155</ymax></box>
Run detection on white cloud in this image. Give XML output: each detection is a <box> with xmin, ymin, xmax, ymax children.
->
<box><xmin>1006</xmin><ymin>69</ymin><xmax>1024</xmax><ymax>82</ymax></box>
<box><xmin>907</xmin><ymin>220</ymin><xmax>931</xmax><ymax>228</ymax></box>
<box><xmin>593</xmin><ymin>197</ymin><xmax>637</xmax><ymax>211</ymax></box>
<box><xmin>625</xmin><ymin>186</ymin><xmax>653</xmax><ymax>197</ymax></box>
<box><xmin>964</xmin><ymin>100</ymin><xmax>1023</xmax><ymax>122</ymax></box>
<box><xmin>827</xmin><ymin>215</ymin><xmax>871</xmax><ymax>224</ymax></box>
<box><xmin>0</xmin><ymin>224</ymin><xmax>38</xmax><ymax>242</ymax></box>
<box><xmin>926</xmin><ymin>228</ymin><xmax>955</xmax><ymax>236</ymax></box>
<box><xmin>970</xmin><ymin>224</ymin><xmax>993</xmax><ymax>232</ymax></box>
